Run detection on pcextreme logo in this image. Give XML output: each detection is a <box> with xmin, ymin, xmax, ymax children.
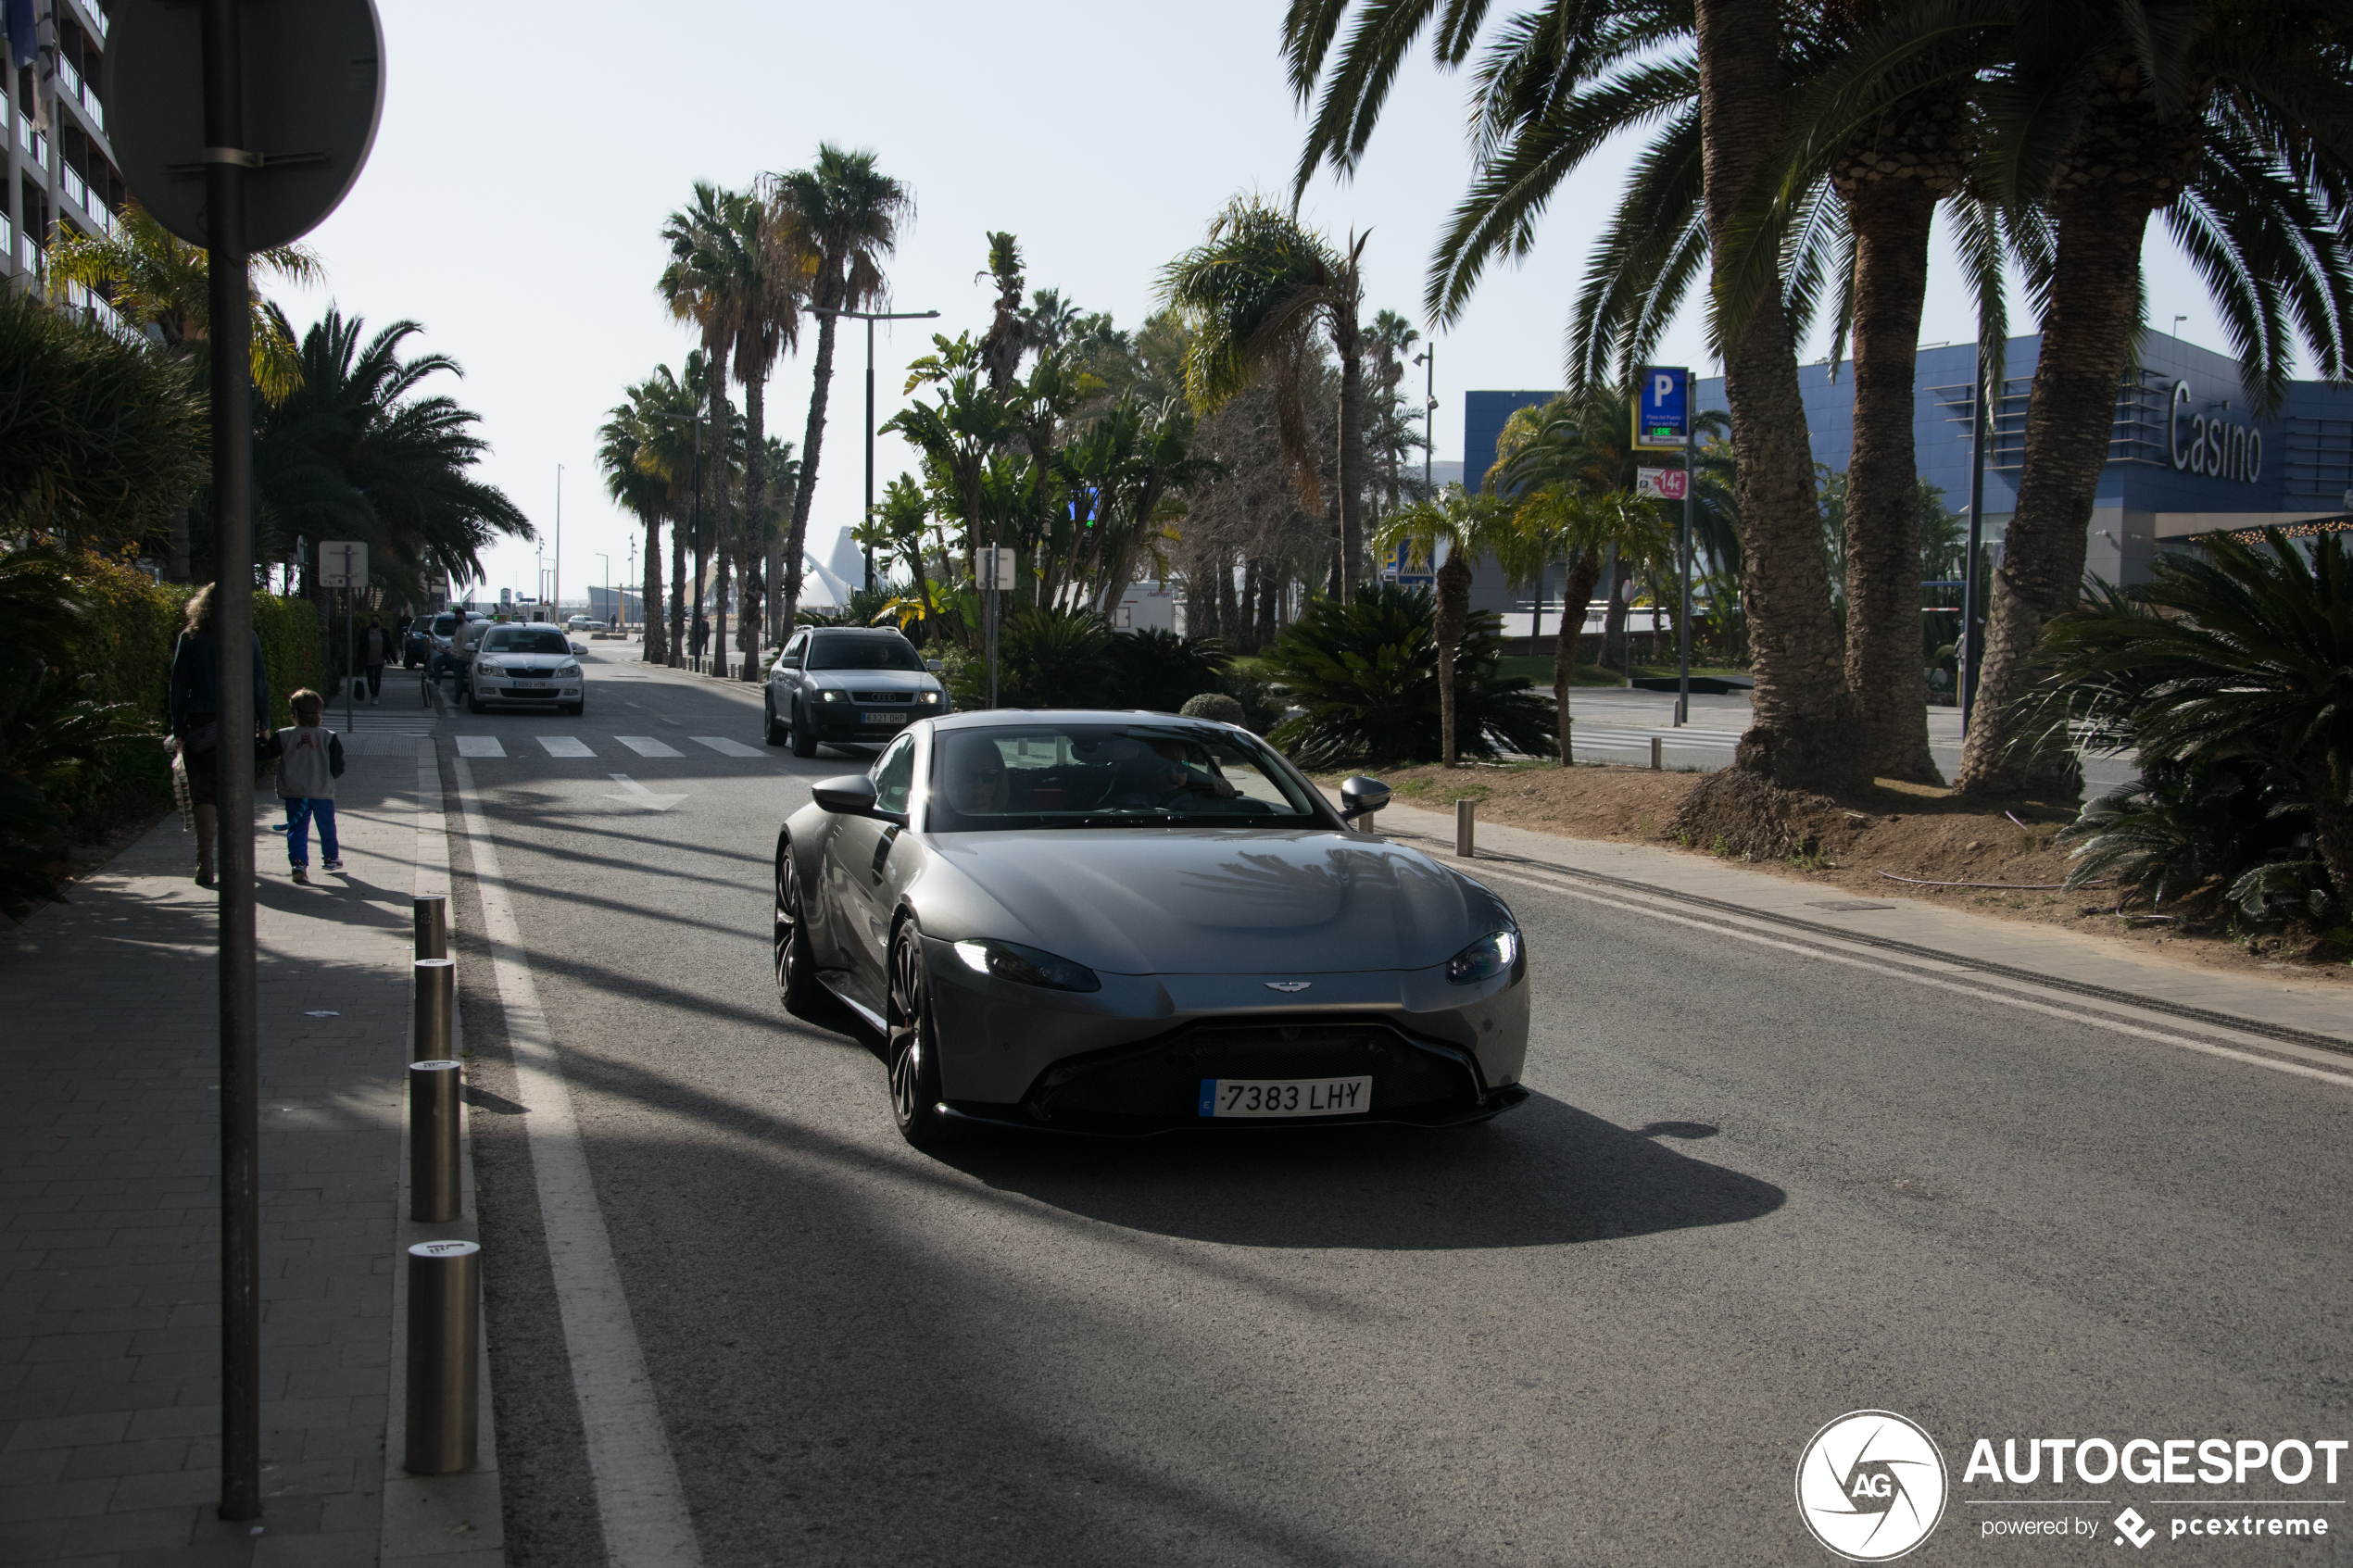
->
<box><xmin>1796</xmin><ymin>1411</ymin><xmax>1950</xmax><ymax>1562</ymax></box>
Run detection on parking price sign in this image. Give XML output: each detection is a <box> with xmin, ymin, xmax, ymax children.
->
<box><xmin>1634</xmin><ymin>367</ymin><xmax>1691</xmax><ymax>450</ymax></box>
<box><xmin>1636</xmin><ymin>467</ymin><xmax>1689</xmax><ymax>502</ymax></box>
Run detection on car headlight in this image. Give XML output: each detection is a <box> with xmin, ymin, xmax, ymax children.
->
<box><xmin>557</xmin><ymin>662</ymin><xmax>581</xmax><ymax>678</ymax></box>
<box><xmin>952</xmin><ymin>938</ymin><xmax>1101</xmax><ymax>993</ymax></box>
<box><xmin>474</xmin><ymin>660</ymin><xmax>503</xmax><ymax>675</ymax></box>
<box><xmin>1445</xmin><ymin>929</ymin><xmax>1520</xmax><ymax>985</ymax></box>
<box><xmin>916</xmin><ymin>690</ymin><xmax>944</xmax><ymax>706</ymax></box>
<box><xmin>820</xmin><ymin>688</ymin><xmax>846</xmax><ymax>703</ymax></box>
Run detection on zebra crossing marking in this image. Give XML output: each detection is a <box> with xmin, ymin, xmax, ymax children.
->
<box><xmin>690</xmin><ymin>736</ymin><xmax>764</xmax><ymax>758</ymax></box>
<box><xmin>455</xmin><ymin>736</ymin><xmax>505</xmax><ymax>759</ymax></box>
<box><xmin>614</xmin><ymin>736</ymin><xmax>684</xmax><ymax>759</ymax></box>
<box><xmin>539</xmin><ymin>736</ymin><xmax>597</xmax><ymax>758</ymax></box>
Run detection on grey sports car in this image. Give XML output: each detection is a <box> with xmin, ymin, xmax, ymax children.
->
<box><xmin>771</xmin><ymin>709</ymin><xmax>1530</xmax><ymax>1146</ymax></box>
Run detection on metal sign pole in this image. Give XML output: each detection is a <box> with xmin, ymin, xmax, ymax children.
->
<box><xmin>199</xmin><ymin>0</ymin><xmax>261</xmax><ymax>1523</ymax></box>
<box><xmin>1678</xmin><ymin>429</ymin><xmax>1693</xmax><ymax>727</ymax></box>
<box><xmin>345</xmin><ymin>578</ymin><xmax>356</xmax><ymax>732</ymax></box>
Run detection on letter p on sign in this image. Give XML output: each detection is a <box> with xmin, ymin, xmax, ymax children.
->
<box><xmin>1655</xmin><ymin>373</ymin><xmax>1674</xmax><ymax>402</ymax></box>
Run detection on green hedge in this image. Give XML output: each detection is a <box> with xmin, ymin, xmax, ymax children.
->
<box><xmin>44</xmin><ymin>547</ymin><xmax>327</xmax><ymax>815</ymax></box>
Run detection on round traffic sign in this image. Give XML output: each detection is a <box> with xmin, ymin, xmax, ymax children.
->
<box><xmin>107</xmin><ymin>0</ymin><xmax>384</xmax><ymax>250</ymax></box>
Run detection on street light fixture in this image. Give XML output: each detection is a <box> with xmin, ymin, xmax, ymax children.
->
<box><xmin>807</xmin><ymin>305</ymin><xmax>941</xmax><ymax>596</ymax></box>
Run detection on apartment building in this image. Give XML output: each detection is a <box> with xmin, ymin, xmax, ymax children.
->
<box><xmin>6</xmin><ymin>0</ymin><xmax>139</xmax><ymax>339</ymax></box>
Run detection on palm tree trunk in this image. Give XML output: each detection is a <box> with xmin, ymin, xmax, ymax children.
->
<box><xmin>1216</xmin><ymin>553</ymin><xmax>1239</xmax><ymax>643</ymax></box>
<box><xmin>1257</xmin><ymin>567</ymin><xmax>1278</xmax><ymax>648</ymax></box>
<box><xmin>1956</xmin><ymin>187</ymin><xmax>2150</xmax><ymax>797</ymax></box>
<box><xmin>1554</xmin><ymin>546</ymin><xmax>1603</xmax><ymax>766</ymax></box>
<box><xmin>1336</xmin><ymin>336</ymin><xmax>1366</xmax><ymax>601</ymax></box>
<box><xmin>1843</xmin><ymin>176</ymin><xmax>1944</xmax><ymax>784</ymax></box>
<box><xmin>715</xmin><ymin>546</ymin><xmax>733</xmax><ymax>680</ymax></box>
<box><xmin>168</xmin><ymin>508</ymin><xmax>191</xmax><ymax>583</ymax></box>
<box><xmin>1601</xmin><ymin>556</ymin><xmax>1630</xmax><ymax>671</ymax></box>
<box><xmin>668</xmin><ymin>510</ymin><xmax>686</xmax><ymax>668</ymax></box>
<box><xmin>642</xmin><ymin>515</ymin><xmax>666</xmax><ymax>664</ymax></box>
<box><xmin>1239</xmin><ymin>558</ymin><xmax>1261</xmax><ymax>653</ymax></box>
<box><xmin>784</xmin><ymin>302</ymin><xmax>841</xmax><ymax>634</ymax></box>
<box><xmin>739</xmin><ymin>370</ymin><xmax>766</xmax><ymax>680</ymax></box>
<box><xmin>1694</xmin><ymin>0</ymin><xmax>1858</xmax><ymax>792</ymax></box>
<box><xmin>1436</xmin><ymin>547</ymin><xmax>1473</xmax><ymax>769</ymax></box>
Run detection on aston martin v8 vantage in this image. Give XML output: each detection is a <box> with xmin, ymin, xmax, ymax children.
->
<box><xmin>772</xmin><ymin>710</ymin><xmax>1530</xmax><ymax>1146</ymax></box>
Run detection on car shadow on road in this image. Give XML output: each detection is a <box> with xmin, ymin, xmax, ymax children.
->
<box><xmin>935</xmin><ymin>1093</ymin><xmax>1784</xmax><ymax>1251</ymax></box>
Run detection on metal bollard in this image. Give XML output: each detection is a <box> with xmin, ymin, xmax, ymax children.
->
<box><xmin>409</xmin><ymin>1060</ymin><xmax>462</xmax><ymax>1223</ymax></box>
<box><xmin>1455</xmin><ymin>798</ymin><xmax>1477</xmax><ymax>858</ymax></box>
<box><xmin>412</xmin><ymin>958</ymin><xmax>455</xmax><ymax>1061</ymax></box>
<box><xmin>403</xmin><ymin>1240</ymin><xmax>480</xmax><ymax>1474</ymax></box>
<box><xmin>1650</xmin><ymin>735</ymin><xmax>1663</xmax><ymax>771</ymax></box>
<box><xmin>413</xmin><ymin>894</ymin><xmax>447</xmax><ymax>960</ymax></box>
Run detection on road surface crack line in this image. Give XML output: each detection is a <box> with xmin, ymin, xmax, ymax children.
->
<box><xmin>451</xmin><ymin>755</ymin><xmax>705</xmax><ymax>1567</ymax></box>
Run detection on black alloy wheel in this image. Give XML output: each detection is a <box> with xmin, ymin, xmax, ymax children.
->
<box><xmin>763</xmin><ymin>694</ymin><xmax>786</xmax><ymax>746</ymax></box>
<box><xmin>788</xmin><ymin>699</ymin><xmax>818</xmax><ymax>759</ymax></box>
<box><xmin>465</xmin><ymin>680</ymin><xmax>485</xmax><ymax>714</ymax></box>
<box><xmin>773</xmin><ymin>834</ymin><xmax>819</xmax><ymax>1012</ymax></box>
<box><xmin>886</xmin><ymin>921</ymin><xmax>954</xmax><ymax>1148</ymax></box>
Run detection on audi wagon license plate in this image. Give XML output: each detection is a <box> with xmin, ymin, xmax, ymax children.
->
<box><xmin>1200</xmin><ymin>1076</ymin><xmax>1372</xmax><ymax>1118</ymax></box>
<box><xmin>864</xmin><ymin>711</ymin><xmax>909</xmax><ymax>724</ymax></box>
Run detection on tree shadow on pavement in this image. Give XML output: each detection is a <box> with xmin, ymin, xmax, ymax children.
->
<box><xmin>935</xmin><ymin>1095</ymin><xmax>1783</xmax><ymax>1251</ymax></box>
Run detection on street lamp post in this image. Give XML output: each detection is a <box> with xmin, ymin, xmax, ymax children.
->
<box><xmin>597</xmin><ymin>552</ymin><xmax>610</xmax><ymax>633</ymax></box>
<box><xmin>1412</xmin><ymin>346</ymin><xmax>1436</xmax><ymax>499</ymax></box>
<box><xmin>807</xmin><ymin>305</ymin><xmax>941</xmax><ymax>597</ymax></box>
<box><xmin>553</xmin><ymin>463</ymin><xmax>563</xmax><ymax>623</ymax></box>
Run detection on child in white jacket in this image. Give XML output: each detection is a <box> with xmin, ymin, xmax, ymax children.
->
<box><xmin>263</xmin><ymin>689</ymin><xmax>346</xmax><ymax>884</ymax></box>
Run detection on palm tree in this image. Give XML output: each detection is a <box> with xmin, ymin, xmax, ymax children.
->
<box><xmin>47</xmin><ymin>203</ymin><xmax>321</xmax><ymax>581</ymax></box>
<box><xmin>1161</xmin><ymin>196</ymin><xmax>1373</xmax><ymax>599</ymax></box>
<box><xmin>660</xmin><ymin>183</ymin><xmax>762</xmax><ymax>675</ymax></box>
<box><xmin>630</xmin><ymin>355</ymin><xmax>715</xmax><ymax>666</ymax></box>
<box><xmin>1373</xmin><ymin>485</ymin><xmax>1517</xmax><ymax>767</ymax></box>
<box><xmin>1365</xmin><ymin>308</ymin><xmax>1421</xmax><ymax>513</ymax></box>
<box><xmin>1943</xmin><ymin>2</ymin><xmax>2353</xmax><ymax>795</ymax></box>
<box><xmin>1284</xmin><ymin>1</ymin><xmax>1861</xmax><ymax>791</ymax></box>
<box><xmin>767</xmin><ymin>145</ymin><xmax>916</xmax><ymax>633</ymax></box>
<box><xmin>598</xmin><ymin>382</ymin><xmax>672</xmax><ymax>663</ymax></box>
<box><xmin>2039</xmin><ymin>531</ymin><xmax>2353</xmax><ymax>903</ymax></box>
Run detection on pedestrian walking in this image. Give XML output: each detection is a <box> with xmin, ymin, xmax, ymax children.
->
<box><xmin>166</xmin><ymin>583</ymin><xmax>270</xmax><ymax>888</ymax></box>
<box><xmin>362</xmin><ymin>615</ymin><xmax>389</xmax><ymax>705</ymax></box>
<box><xmin>264</xmin><ymin>688</ymin><xmax>346</xmax><ymax>884</ymax></box>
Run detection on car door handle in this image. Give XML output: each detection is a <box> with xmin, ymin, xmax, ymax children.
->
<box><xmin>870</xmin><ymin>823</ymin><xmax>900</xmax><ymax>882</ymax></box>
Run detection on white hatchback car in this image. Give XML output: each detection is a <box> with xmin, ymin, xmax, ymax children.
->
<box><xmin>464</xmin><ymin>622</ymin><xmax>586</xmax><ymax>715</ymax></box>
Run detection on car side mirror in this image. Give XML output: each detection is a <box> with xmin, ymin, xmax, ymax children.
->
<box><xmin>1340</xmin><ymin>776</ymin><xmax>1391</xmax><ymax>828</ymax></box>
<box><xmin>925</xmin><ymin>659</ymin><xmax>943</xmax><ymax>673</ymax></box>
<box><xmin>812</xmin><ymin>775</ymin><xmax>880</xmax><ymax>816</ymax></box>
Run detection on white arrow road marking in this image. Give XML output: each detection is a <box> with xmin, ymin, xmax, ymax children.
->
<box><xmin>455</xmin><ymin>735</ymin><xmax>505</xmax><ymax>758</ymax></box>
<box><xmin>690</xmin><ymin>735</ymin><xmax>764</xmax><ymax>758</ymax></box>
<box><xmin>539</xmin><ymin>735</ymin><xmax>597</xmax><ymax>758</ymax></box>
<box><xmin>614</xmin><ymin>735</ymin><xmax>683</xmax><ymax>758</ymax></box>
<box><xmin>599</xmin><ymin>773</ymin><xmax>689</xmax><ymax>811</ymax></box>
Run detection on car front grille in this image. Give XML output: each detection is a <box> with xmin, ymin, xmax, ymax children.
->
<box><xmin>850</xmin><ymin>690</ymin><xmax>912</xmax><ymax>703</ymax></box>
<box><xmin>1025</xmin><ymin>1019</ymin><xmax>1480</xmax><ymax>1129</ymax></box>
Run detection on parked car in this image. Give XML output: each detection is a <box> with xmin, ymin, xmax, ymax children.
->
<box><xmin>765</xmin><ymin>626</ymin><xmax>949</xmax><ymax>758</ymax></box>
<box><xmin>463</xmin><ymin>622</ymin><xmax>585</xmax><ymax>715</ymax></box>
<box><xmin>771</xmin><ymin>710</ymin><xmax>1529</xmax><ymax>1146</ymax></box>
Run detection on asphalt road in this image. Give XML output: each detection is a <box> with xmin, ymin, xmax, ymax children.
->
<box><xmin>440</xmin><ymin>646</ymin><xmax>2347</xmax><ymax>1566</ymax></box>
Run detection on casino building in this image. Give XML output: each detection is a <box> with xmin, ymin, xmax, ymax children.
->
<box><xmin>1462</xmin><ymin>329</ymin><xmax>2353</xmax><ymax>617</ymax></box>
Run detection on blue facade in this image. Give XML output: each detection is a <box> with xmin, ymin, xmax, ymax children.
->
<box><xmin>1466</xmin><ymin>330</ymin><xmax>2353</xmax><ymax>589</ymax></box>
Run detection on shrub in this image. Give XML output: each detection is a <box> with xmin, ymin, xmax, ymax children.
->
<box><xmin>1214</xmin><ymin>667</ymin><xmax>1286</xmax><ymax>734</ymax></box>
<box><xmin>1177</xmin><ymin>692</ymin><xmax>1245</xmax><ymax>726</ymax></box>
<box><xmin>1106</xmin><ymin>627</ymin><xmax>1231</xmax><ymax>713</ymax></box>
<box><xmin>2058</xmin><ymin>757</ymin><xmax>2322</xmax><ymax>914</ymax></box>
<box><xmin>1261</xmin><ymin>583</ymin><xmax>1557</xmax><ymax>769</ymax></box>
<box><xmin>948</xmin><ymin>605</ymin><xmax>1115</xmax><ymax>709</ymax></box>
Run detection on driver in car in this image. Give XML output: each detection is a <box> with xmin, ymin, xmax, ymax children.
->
<box><xmin>944</xmin><ymin>735</ymin><xmax>1011</xmax><ymax>814</ymax></box>
<box><xmin>1111</xmin><ymin>737</ymin><xmax>1236</xmax><ymax>808</ymax></box>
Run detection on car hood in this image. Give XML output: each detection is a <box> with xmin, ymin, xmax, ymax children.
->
<box><xmin>802</xmin><ymin>668</ymin><xmax>939</xmax><ymax>691</ymax></box>
<box><xmin>924</xmin><ymin>828</ymin><xmax>1509</xmax><ymax>975</ymax></box>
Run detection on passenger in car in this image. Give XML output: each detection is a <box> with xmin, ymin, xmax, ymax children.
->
<box><xmin>943</xmin><ymin>735</ymin><xmax>1011</xmax><ymax>814</ymax></box>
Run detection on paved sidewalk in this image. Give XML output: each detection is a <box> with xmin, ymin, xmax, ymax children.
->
<box><xmin>0</xmin><ymin>740</ymin><xmax>488</xmax><ymax>1566</ymax></box>
<box><xmin>1360</xmin><ymin>795</ymin><xmax>2353</xmax><ymax>1056</ymax></box>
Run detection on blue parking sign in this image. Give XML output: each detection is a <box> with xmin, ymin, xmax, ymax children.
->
<box><xmin>1634</xmin><ymin>367</ymin><xmax>1690</xmax><ymax>450</ymax></box>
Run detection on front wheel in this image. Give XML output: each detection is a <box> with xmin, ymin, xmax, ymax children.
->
<box><xmin>774</xmin><ymin>834</ymin><xmax>820</xmax><ymax>1013</ymax></box>
<box><xmin>886</xmin><ymin>922</ymin><xmax>956</xmax><ymax>1148</ymax></box>
<box><xmin>465</xmin><ymin>682</ymin><xmax>485</xmax><ymax>714</ymax></box>
<box><xmin>763</xmin><ymin>696</ymin><xmax>786</xmax><ymax>747</ymax></box>
<box><xmin>788</xmin><ymin>701</ymin><xmax>818</xmax><ymax>759</ymax></box>
<box><xmin>561</xmin><ymin>697</ymin><xmax>585</xmax><ymax>716</ymax></box>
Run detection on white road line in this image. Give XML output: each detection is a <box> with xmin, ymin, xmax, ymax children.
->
<box><xmin>613</xmin><ymin>735</ymin><xmax>684</xmax><ymax>759</ymax></box>
<box><xmin>689</xmin><ymin>735</ymin><xmax>763</xmax><ymax>758</ymax></box>
<box><xmin>450</xmin><ymin>758</ymin><xmax>703</xmax><ymax>1567</ymax></box>
<box><xmin>1474</xmin><ymin>861</ymin><xmax>2353</xmax><ymax>1089</ymax></box>
<box><xmin>539</xmin><ymin>735</ymin><xmax>597</xmax><ymax>758</ymax></box>
<box><xmin>455</xmin><ymin>735</ymin><xmax>505</xmax><ymax>759</ymax></box>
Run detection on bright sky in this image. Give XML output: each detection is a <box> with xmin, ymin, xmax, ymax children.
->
<box><xmin>273</xmin><ymin>0</ymin><xmax>2240</xmax><ymax>608</ymax></box>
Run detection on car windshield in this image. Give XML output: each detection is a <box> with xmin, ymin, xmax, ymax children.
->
<box><xmin>483</xmin><ymin>629</ymin><xmax>571</xmax><ymax>655</ymax></box>
<box><xmin>926</xmin><ymin>723</ymin><xmax>1327</xmax><ymax>831</ymax></box>
<box><xmin>806</xmin><ymin>635</ymin><xmax>925</xmax><ymax>671</ymax></box>
<box><xmin>431</xmin><ymin>616</ymin><xmax>456</xmax><ymax>637</ymax></box>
